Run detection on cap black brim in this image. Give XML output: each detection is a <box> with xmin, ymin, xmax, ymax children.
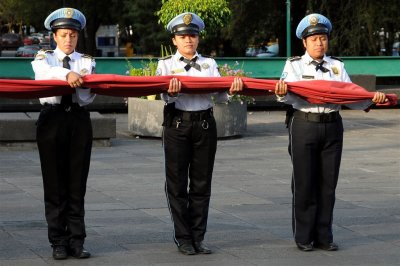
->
<box><xmin>51</xmin><ymin>18</ymin><xmax>81</xmax><ymax>31</ymax></box>
<box><xmin>302</xmin><ymin>24</ymin><xmax>329</xmax><ymax>38</ymax></box>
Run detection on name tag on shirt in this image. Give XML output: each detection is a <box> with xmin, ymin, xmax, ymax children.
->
<box><xmin>171</xmin><ymin>68</ymin><xmax>185</xmax><ymax>74</ymax></box>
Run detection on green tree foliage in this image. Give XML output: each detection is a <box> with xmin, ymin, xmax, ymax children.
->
<box><xmin>156</xmin><ymin>0</ymin><xmax>231</xmax><ymax>36</ymax></box>
<box><xmin>155</xmin><ymin>0</ymin><xmax>231</xmax><ymax>56</ymax></box>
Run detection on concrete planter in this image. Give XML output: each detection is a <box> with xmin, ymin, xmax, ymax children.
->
<box><xmin>128</xmin><ymin>98</ymin><xmax>247</xmax><ymax>138</ymax></box>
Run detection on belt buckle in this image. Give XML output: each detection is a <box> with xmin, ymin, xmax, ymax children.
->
<box><xmin>193</xmin><ymin>113</ymin><xmax>201</xmax><ymax>121</ymax></box>
<box><xmin>182</xmin><ymin>112</ymin><xmax>191</xmax><ymax>121</ymax></box>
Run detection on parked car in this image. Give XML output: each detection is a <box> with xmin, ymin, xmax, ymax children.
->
<box><xmin>15</xmin><ymin>45</ymin><xmax>41</xmax><ymax>57</ymax></box>
<box><xmin>39</xmin><ymin>41</ymin><xmax>52</xmax><ymax>51</ymax></box>
<box><xmin>256</xmin><ymin>43</ymin><xmax>279</xmax><ymax>57</ymax></box>
<box><xmin>245</xmin><ymin>43</ymin><xmax>279</xmax><ymax>57</ymax></box>
<box><xmin>245</xmin><ymin>46</ymin><xmax>259</xmax><ymax>57</ymax></box>
<box><xmin>0</xmin><ymin>33</ymin><xmax>23</xmax><ymax>50</ymax></box>
<box><xmin>23</xmin><ymin>36</ymin><xmax>40</xmax><ymax>46</ymax></box>
<box><xmin>393</xmin><ymin>41</ymin><xmax>399</xmax><ymax>56</ymax></box>
<box><xmin>30</xmin><ymin>32</ymin><xmax>45</xmax><ymax>43</ymax></box>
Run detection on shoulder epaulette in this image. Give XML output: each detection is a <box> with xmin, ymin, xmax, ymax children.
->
<box><xmin>330</xmin><ymin>56</ymin><xmax>343</xmax><ymax>62</ymax></box>
<box><xmin>159</xmin><ymin>55</ymin><xmax>172</xmax><ymax>60</ymax></box>
<box><xmin>36</xmin><ymin>49</ymin><xmax>53</xmax><ymax>54</ymax></box>
<box><xmin>288</xmin><ymin>56</ymin><xmax>301</xmax><ymax>62</ymax></box>
<box><xmin>82</xmin><ymin>54</ymin><xmax>93</xmax><ymax>59</ymax></box>
<box><xmin>35</xmin><ymin>50</ymin><xmax>52</xmax><ymax>60</ymax></box>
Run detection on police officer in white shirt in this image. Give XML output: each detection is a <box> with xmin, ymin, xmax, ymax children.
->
<box><xmin>275</xmin><ymin>13</ymin><xmax>387</xmax><ymax>252</ymax></box>
<box><xmin>157</xmin><ymin>12</ymin><xmax>243</xmax><ymax>255</ymax></box>
<box><xmin>31</xmin><ymin>7</ymin><xmax>94</xmax><ymax>260</ymax></box>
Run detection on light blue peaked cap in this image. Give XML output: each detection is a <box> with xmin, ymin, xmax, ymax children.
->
<box><xmin>167</xmin><ymin>12</ymin><xmax>205</xmax><ymax>35</ymax></box>
<box><xmin>296</xmin><ymin>13</ymin><xmax>332</xmax><ymax>39</ymax></box>
<box><xmin>44</xmin><ymin>7</ymin><xmax>86</xmax><ymax>31</ymax></box>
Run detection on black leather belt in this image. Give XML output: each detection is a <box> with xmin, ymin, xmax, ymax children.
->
<box><xmin>175</xmin><ymin>108</ymin><xmax>213</xmax><ymax>121</ymax></box>
<box><xmin>42</xmin><ymin>103</ymin><xmax>84</xmax><ymax>112</ymax></box>
<box><xmin>293</xmin><ymin>111</ymin><xmax>339</xmax><ymax>123</ymax></box>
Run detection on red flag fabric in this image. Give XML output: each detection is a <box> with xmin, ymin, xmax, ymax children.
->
<box><xmin>0</xmin><ymin>74</ymin><xmax>397</xmax><ymax>106</ymax></box>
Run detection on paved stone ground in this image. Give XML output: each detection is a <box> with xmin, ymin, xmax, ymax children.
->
<box><xmin>0</xmin><ymin>109</ymin><xmax>399</xmax><ymax>266</ymax></box>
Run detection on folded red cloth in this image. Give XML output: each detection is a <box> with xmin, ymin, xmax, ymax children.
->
<box><xmin>0</xmin><ymin>74</ymin><xmax>397</xmax><ymax>106</ymax></box>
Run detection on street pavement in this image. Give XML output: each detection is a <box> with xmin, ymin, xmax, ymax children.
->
<box><xmin>0</xmin><ymin>109</ymin><xmax>399</xmax><ymax>266</ymax></box>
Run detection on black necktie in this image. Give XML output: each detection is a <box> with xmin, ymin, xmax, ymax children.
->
<box><xmin>311</xmin><ymin>60</ymin><xmax>329</xmax><ymax>73</ymax></box>
<box><xmin>61</xmin><ymin>56</ymin><xmax>72</xmax><ymax>106</ymax></box>
<box><xmin>180</xmin><ymin>56</ymin><xmax>201</xmax><ymax>71</ymax></box>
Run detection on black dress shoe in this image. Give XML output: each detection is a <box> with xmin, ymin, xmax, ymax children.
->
<box><xmin>296</xmin><ymin>242</ymin><xmax>313</xmax><ymax>251</ymax></box>
<box><xmin>52</xmin><ymin>245</ymin><xmax>68</xmax><ymax>260</ymax></box>
<box><xmin>314</xmin><ymin>242</ymin><xmax>338</xmax><ymax>251</ymax></box>
<box><xmin>178</xmin><ymin>243</ymin><xmax>196</xmax><ymax>255</ymax></box>
<box><xmin>69</xmin><ymin>246</ymin><xmax>91</xmax><ymax>258</ymax></box>
<box><xmin>193</xmin><ymin>241</ymin><xmax>212</xmax><ymax>254</ymax></box>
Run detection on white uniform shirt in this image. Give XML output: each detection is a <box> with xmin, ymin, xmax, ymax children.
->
<box><xmin>157</xmin><ymin>51</ymin><xmax>228</xmax><ymax>111</ymax></box>
<box><xmin>278</xmin><ymin>52</ymin><xmax>372</xmax><ymax>112</ymax></box>
<box><xmin>31</xmin><ymin>47</ymin><xmax>96</xmax><ymax>106</ymax></box>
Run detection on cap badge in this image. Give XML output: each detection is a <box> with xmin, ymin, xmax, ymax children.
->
<box><xmin>183</xmin><ymin>14</ymin><xmax>192</xmax><ymax>25</ymax></box>
<box><xmin>309</xmin><ymin>15</ymin><xmax>319</xmax><ymax>26</ymax></box>
<box><xmin>65</xmin><ymin>8</ymin><xmax>74</xmax><ymax>18</ymax></box>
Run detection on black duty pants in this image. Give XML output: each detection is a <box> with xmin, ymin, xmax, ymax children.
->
<box><xmin>288</xmin><ymin>113</ymin><xmax>343</xmax><ymax>245</ymax></box>
<box><xmin>36</xmin><ymin>104</ymin><xmax>92</xmax><ymax>248</ymax></box>
<box><xmin>163</xmin><ymin>111</ymin><xmax>217</xmax><ymax>246</ymax></box>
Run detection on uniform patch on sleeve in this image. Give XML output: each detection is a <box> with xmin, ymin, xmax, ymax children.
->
<box><xmin>331</xmin><ymin>66</ymin><xmax>339</xmax><ymax>75</ymax></box>
<box><xmin>79</xmin><ymin>68</ymin><xmax>89</xmax><ymax>75</ymax></box>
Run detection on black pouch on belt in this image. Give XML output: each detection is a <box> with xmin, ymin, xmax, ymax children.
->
<box><xmin>285</xmin><ymin>106</ymin><xmax>295</xmax><ymax>128</ymax></box>
<box><xmin>162</xmin><ymin>102</ymin><xmax>175</xmax><ymax>127</ymax></box>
